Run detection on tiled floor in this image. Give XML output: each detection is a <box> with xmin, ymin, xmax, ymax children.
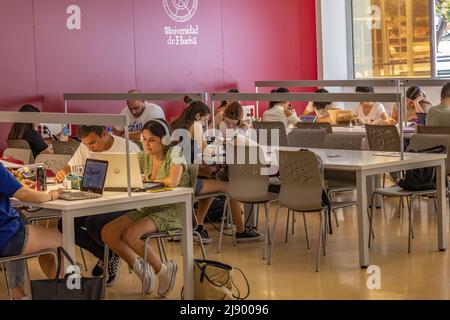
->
<box><xmin>1</xmin><ymin>192</ymin><xmax>449</xmax><ymax>300</ymax></box>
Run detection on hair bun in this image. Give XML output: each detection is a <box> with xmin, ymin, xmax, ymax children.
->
<box><xmin>184</xmin><ymin>95</ymin><xmax>194</xmax><ymax>105</ymax></box>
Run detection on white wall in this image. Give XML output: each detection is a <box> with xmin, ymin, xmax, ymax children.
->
<box><xmin>318</xmin><ymin>0</ymin><xmax>349</xmax><ymax>82</ymax></box>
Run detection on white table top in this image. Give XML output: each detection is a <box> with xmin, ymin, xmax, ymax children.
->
<box><xmin>271</xmin><ymin>147</ymin><xmax>447</xmax><ymax>171</ymax></box>
<box><xmin>14</xmin><ymin>187</ymin><xmax>193</xmax><ymax>211</ymax></box>
<box><xmin>332</xmin><ymin>125</ymin><xmax>416</xmax><ymax>136</ymax></box>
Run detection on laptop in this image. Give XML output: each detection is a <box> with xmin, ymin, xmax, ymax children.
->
<box><xmin>416</xmin><ymin>112</ymin><xmax>427</xmax><ymax>126</ymax></box>
<box><xmin>92</xmin><ymin>153</ymin><xmax>165</xmax><ymax>192</ymax></box>
<box><xmin>300</xmin><ymin>115</ymin><xmax>317</xmax><ymax>123</ymax></box>
<box><xmin>60</xmin><ymin>159</ymin><xmax>108</xmax><ymax>201</ymax></box>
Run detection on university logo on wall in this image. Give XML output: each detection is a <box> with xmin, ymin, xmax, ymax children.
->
<box><xmin>163</xmin><ymin>0</ymin><xmax>199</xmax><ymax>46</ymax></box>
<box><xmin>163</xmin><ymin>0</ymin><xmax>198</xmax><ymax>23</ymax></box>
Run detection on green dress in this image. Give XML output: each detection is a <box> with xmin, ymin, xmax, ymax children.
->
<box><xmin>127</xmin><ymin>147</ymin><xmax>191</xmax><ymax>232</ymax></box>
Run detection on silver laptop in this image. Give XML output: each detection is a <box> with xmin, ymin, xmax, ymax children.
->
<box><xmin>60</xmin><ymin>159</ymin><xmax>108</xmax><ymax>201</ymax></box>
<box><xmin>92</xmin><ymin>153</ymin><xmax>164</xmax><ymax>192</ymax></box>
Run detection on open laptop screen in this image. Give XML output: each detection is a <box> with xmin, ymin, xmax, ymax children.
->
<box><xmin>81</xmin><ymin>159</ymin><xmax>109</xmax><ymax>194</ymax></box>
<box><xmin>300</xmin><ymin>115</ymin><xmax>317</xmax><ymax>123</ymax></box>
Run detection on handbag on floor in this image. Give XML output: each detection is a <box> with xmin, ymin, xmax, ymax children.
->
<box><xmin>193</xmin><ymin>259</ymin><xmax>249</xmax><ymax>300</ymax></box>
<box><xmin>30</xmin><ymin>247</ymin><xmax>104</xmax><ymax>300</ymax></box>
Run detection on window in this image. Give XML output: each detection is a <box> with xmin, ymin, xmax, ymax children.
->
<box><xmin>352</xmin><ymin>0</ymin><xmax>432</xmax><ymax>78</ymax></box>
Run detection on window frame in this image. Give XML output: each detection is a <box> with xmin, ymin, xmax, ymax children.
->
<box><xmin>347</xmin><ymin>0</ymin><xmax>437</xmax><ymax>79</ymax></box>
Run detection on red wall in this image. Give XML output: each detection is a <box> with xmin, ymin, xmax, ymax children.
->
<box><xmin>0</xmin><ymin>0</ymin><xmax>317</xmax><ymax>150</ymax></box>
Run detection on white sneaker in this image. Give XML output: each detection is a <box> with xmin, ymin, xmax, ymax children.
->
<box><xmin>132</xmin><ymin>257</ymin><xmax>156</xmax><ymax>294</ymax></box>
<box><xmin>157</xmin><ymin>260</ymin><xmax>178</xmax><ymax>297</ymax></box>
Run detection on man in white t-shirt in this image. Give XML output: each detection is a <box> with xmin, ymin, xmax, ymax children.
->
<box><xmin>55</xmin><ymin>125</ymin><xmax>140</xmax><ymax>182</ymax></box>
<box><xmin>354</xmin><ymin>86</ymin><xmax>392</xmax><ymax>125</ymax></box>
<box><xmin>113</xmin><ymin>89</ymin><xmax>166</xmax><ymax>140</ymax></box>
<box><xmin>262</xmin><ymin>87</ymin><xmax>300</xmax><ymax>133</ymax></box>
<box><xmin>54</xmin><ymin>125</ymin><xmax>140</xmax><ymax>286</ymax></box>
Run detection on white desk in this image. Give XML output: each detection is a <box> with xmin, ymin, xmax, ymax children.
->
<box><xmin>270</xmin><ymin>147</ymin><xmax>448</xmax><ymax>267</ymax></box>
<box><xmin>15</xmin><ymin>188</ymin><xmax>195</xmax><ymax>299</ymax></box>
<box><xmin>332</xmin><ymin>125</ymin><xmax>415</xmax><ymax>138</ymax></box>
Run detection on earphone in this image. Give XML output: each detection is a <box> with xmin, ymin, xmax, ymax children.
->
<box><xmin>145</xmin><ymin>119</ymin><xmax>172</xmax><ymax>145</ymax></box>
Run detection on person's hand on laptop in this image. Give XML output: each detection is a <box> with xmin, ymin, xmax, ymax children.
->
<box><xmin>47</xmin><ymin>188</ymin><xmax>63</xmax><ymax>201</ymax></box>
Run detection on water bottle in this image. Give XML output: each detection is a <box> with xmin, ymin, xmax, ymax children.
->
<box><xmin>61</xmin><ymin>125</ymin><xmax>69</xmax><ymax>142</ymax></box>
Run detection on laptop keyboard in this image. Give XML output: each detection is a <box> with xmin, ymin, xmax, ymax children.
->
<box><xmin>60</xmin><ymin>191</ymin><xmax>101</xmax><ymax>200</ymax></box>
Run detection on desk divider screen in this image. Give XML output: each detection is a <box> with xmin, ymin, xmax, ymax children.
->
<box><xmin>210</xmin><ymin>91</ymin><xmax>404</xmax><ymax>158</ymax></box>
<box><xmin>0</xmin><ymin>112</ymin><xmax>134</xmax><ymax>196</ymax></box>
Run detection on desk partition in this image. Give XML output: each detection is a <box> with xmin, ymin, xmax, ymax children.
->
<box><xmin>254</xmin><ymin>79</ymin><xmax>399</xmax><ymax>121</ymax></box>
<box><xmin>210</xmin><ymin>91</ymin><xmax>404</xmax><ymax>158</ymax></box>
<box><xmin>63</xmin><ymin>92</ymin><xmax>207</xmax><ymax>124</ymax></box>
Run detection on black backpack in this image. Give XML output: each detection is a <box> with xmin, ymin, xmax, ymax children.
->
<box><xmin>397</xmin><ymin>145</ymin><xmax>448</xmax><ymax>191</ymax></box>
<box><xmin>205</xmin><ymin>196</ymin><xmax>227</xmax><ymax>222</ymax></box>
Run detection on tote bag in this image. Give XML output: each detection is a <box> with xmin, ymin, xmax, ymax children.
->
<box><xmin>31</xmin><ymin>247</ymin><xmax>104</xmax><ymax>300</ymax></box>
<box><xmin>193</xmin><ymin>259</ymin><xmax>249</xmax><ymax>300</ymax></box>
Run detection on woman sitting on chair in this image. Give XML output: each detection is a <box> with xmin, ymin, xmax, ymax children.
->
<box><xmin>101</xmin><ymin>119</ymin><xmax>189</xmax><ymax>297</ymax></box>
<box><xmin>0</xmin><ymin>164</ymin><xmax>62</xmax><ymax>300</ymax></box>
<box><xmin>172</xmin><ymin>99</ymin><xmax>262</xmax><ymax>244</ymax></box>
<box><xmin>7</xmin><ymin>104</ymin><xmax>53</xmax><ymax>158</ymax></box>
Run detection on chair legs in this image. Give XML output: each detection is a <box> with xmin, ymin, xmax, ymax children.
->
<box><xmin>268</xmin><ymin>206</ymin><xmax>282</xmax><ymax>265</ymax></box>
<box><xmin>407</xmin><ymin>195</ymin><xmax>417</xmax><ymax>254</ymax></box>
<box><xmin>368</xmin><ymin>192</ymin><xmax>377</xmax><ymax>248</ymax></box>
<box><xmin>141</xmin><ymin>238</ymin><xmax>150</xmax><ymax>300</ymax></box>
<box><xmin>193</xmin><ymin>231</ymin><xmax>207</xmax><ymax>260</ymax></box>
<box><xmin>102</xmin><ymin>246</ymin><xmax>109</xmax><ymax>300</ymax></box>
<box><xmin>302</xmin><ymin>212</ymin><xmax>310</xmax><ymax>250</ymax></box>
<box><xmin>291</xmin><ymin>210</ymin><xmax>295</xmax><ymax>235</ymax></box>
<box><xmin>269</xmin><ymin>207</ymin><xmax>323</xmax><ymax>271</ymax></box>
<box><xmin>284</xmin><ymin>210</ymin><xmax>290</xmax><ymax>243</ymax></box>
<box><xmin>262</xmin><ymin>202</ymin><xmax>270</xmax><ymax>260</ymax></box>
<box><xmin>217</xmin><ymin>197</ymin><xmax>232</xmax><ymax>254</ymax></box>
<box><xmin>316</xmin><ymin>209</ymin><xmax>325</xmax><ymax>272</ymax></box>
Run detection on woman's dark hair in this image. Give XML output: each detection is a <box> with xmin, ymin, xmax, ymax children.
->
<box><xmin>355</xmin><ymin>86</ymin><xmax>375</xmax><ymax>93</ymax></box>
<box><xmin>223</xmin><ymin>101</ymin><xmax>243</xmax><ymax>124</ymax></box>
<box><xmin>441</xmin><ymin>82</ymin><xmax>450</xmax><ymax>100</ymax></box>
<box><xmin>184</xmin><ymin>95</ymin><xmax>194</xmax><ymax>105</ymax></box>
<box><xmin>142</xmin><ymin>119</ymin><xmax>173</xmax><ymax>151</ymax></box>
<box><xmin>219</xmin><ymin>88</ymin><xmax>239</xmax><ymax>108</ymax></box>
<box><xmin>269</xmin><ymin>87</ymin><xmax>290</xmax><ymax>108</ymax></box>
<box><xmin>312</xmin><ymin>88</ymin><xmax>331</xmax><ymax>110</ymax></box>
<box><xmin>7</xmin><ymin>104</ymin><xmax>40</xmax><ymax>140</ymax></box>
<box><xmin>171</xmin><ymin>99</ymin><xmax>211</xmax><ymax>130</ymax></box>
<box><xmin>406</xmin><ymin>86</ymin><xmax>422</xmax><ymax>100</ymax></box>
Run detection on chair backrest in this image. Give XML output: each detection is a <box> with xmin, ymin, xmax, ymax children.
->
<box><xmin>417</xmin><ymin>125</ymin><xmax>450</xmax><ymax>136</ymax></box>
<box><xmin>288</xmin><ymin>129</ymin><xmax>327</xmax><ymax>148</ymax></box>
<box><xmin>407</xmin><ymin>134</ymin><xmax>450</xmax><ymax>174</ymax></box>
<box><xmin>3</xmin><ymin>148</ymin><xmax>34</xmax><ymax>164</ymax></box>
<box><xmin>7</xmin><ymin>139</ymin><xmax>31</xmax><ymax>150</ymax></box>
<box><xmin>34</xmin><ymin>154</ymin><xmax>71</xmax><ymax>174</ymax></box>
<box><xmin>252</xmin><ymin>121</ymin><xmax>289</xmax><ymax>147</ymax></box>
<box><xmin>324</xmin><ymin>133</ymin><xmax>364</xmax><ymax>150</ymax></box>
<box><xmin>365</xmin><ymin>124</ymin><xmax>400</xmax><ymax>152</ymax></box>
<box><xmin>296</xmin><ymin>122</ymin><xmax>332</xmax><ymax>134</ymax></box>
<box><xmin>278</xmin><ymin>150</ymin><xmax>324</xmax><ymax>211</ymax></box>
<box><xmin>186</xmin><ymin>164</ymin><xmax>199</xmax><ymax>194</ymax></box>
<box><xmin>227</xmin><ymin>145</ymin><xmax>270</xmax><ymax>203</ymax></box>
<box><xmin>51</xmin><ymin>140</ymin><xmax>80</xmax><ymax>155</ymax></box>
